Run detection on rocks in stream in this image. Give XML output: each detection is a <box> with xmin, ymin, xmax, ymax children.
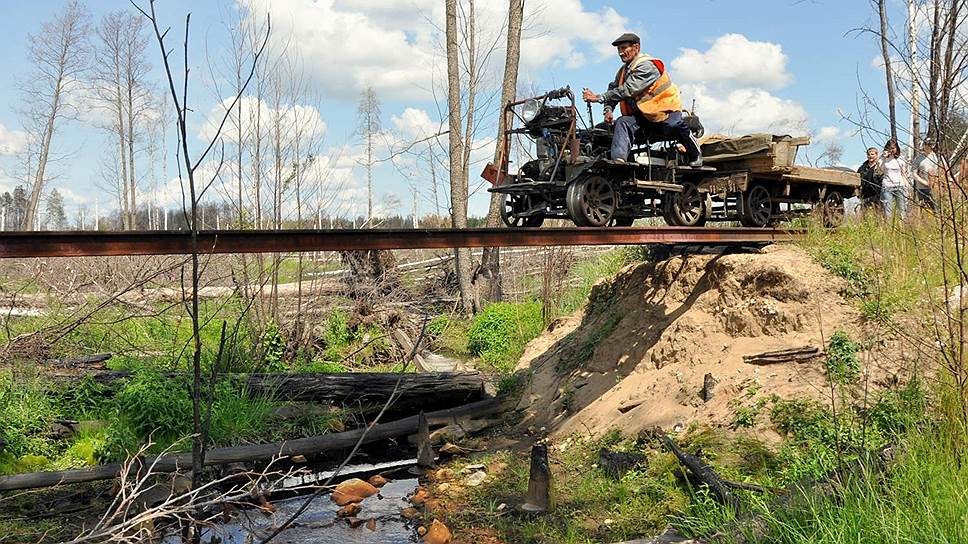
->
<box><xmin>331</xmin><ymin>478</ymin><xmax>379</xmax><ymax>506</ymax></box>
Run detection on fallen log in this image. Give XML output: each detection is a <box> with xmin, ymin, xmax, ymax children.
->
<box><xmin>0</xmin><ymin>397</ymin><xmax>510</xmax><ymax>492</ymax></box>
<box><xmin>47</xmin><ymin>353</ymin><xmax>112</xmax><ymax>368</ymax></box>
<box><xmin>742</xmin><ymin>346</ymin><xmax>822</xmax><ymax>366</ymax></box>
<box><xmin>53</xmin><ymin>371</ymin><xmax>485</xmax><ymax>413</ymax></box>
<box><xmin>663</xmin><ymin>435</ymin><xmax>740</xmax><ymax>512</ymax></box>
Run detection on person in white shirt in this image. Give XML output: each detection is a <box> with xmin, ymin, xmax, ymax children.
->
<box><xmin>880</xmin><ymin>139</ymin><xmax>910</xmax><ymax>218</ymax></box>
<box><xmin>913</xmin><ymin>138</ymin><xmax>939</xmax><ymax>210</ymax></box>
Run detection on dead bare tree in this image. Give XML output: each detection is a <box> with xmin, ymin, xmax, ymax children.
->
<box><xmin>878</xmin><ymin>0</ymin><xmax>899</xmax><ymax>143</ymax></box>
<box><xmin>130</xmin><ymin>0</ymin><xmax>269</xmax><ymax>496</ymax></box>
<box><xmin>446</xmin><ymin>0</ymin><xmax>475</xmax><ymax>315</ymax></box>
<box><xmin>358</xmin><ymin>86</ymin><xmax>382</xmax><ymax>223</ymax></box>
<box><xmin>475</xmin><ymin>0</ymin><xmax>524</xmax><ymax>305</ymax></box>
<box><xmin>92</xmin><ymin>11</ymin><xmax>153</xmax><ymax>230</ymax></box>
<box><xmin>19</xmin><ymin>1</ymin><xmax>90</xmax><ymax>230</ymax></box>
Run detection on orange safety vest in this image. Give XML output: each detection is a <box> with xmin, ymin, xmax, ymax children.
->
<box><xmin>616</xmin><ymin>53</ymin><xmax>682</xmax><ymax>122</ymax></box>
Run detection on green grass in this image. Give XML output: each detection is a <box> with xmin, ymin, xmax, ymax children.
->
<box><xmin>440</xmin><ymin>431</ymin><xmax>690</xmax><ymax>543</ymax></box>
<box><xmin>467</xmin><ymin>301</ymin><xmax>545</xmax><ymax>374</ymax></box>
<box><xmin>797</xmin><ymin>213</ymin><xmax>956</xmax><ymax>321</ymax></box>
<box><xmin>725</xmin><ymin>425</ymin><xmax>968</xmax><ymax>544</ymax></box>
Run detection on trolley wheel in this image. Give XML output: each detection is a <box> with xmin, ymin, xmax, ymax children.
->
<box><xmin>500</xmin><ymin>193</ymin><xmax>544</xmax><ymax>228</ymax></box>
<box><xmin>566</xmin><ymin>175</ymin><xmax>617</xmax><ymax>227</ymax></box>
<box><xmin>663</xmin><ymin>181</ymin><xmax>707</xmax><ymax>227</ymax></box>
<box><xmin>821</xmin><ymin>190</ymin><xmax>845</xmax><ymax>227</ymax></box>
<box><xmin>740</xmin><ymin>184</ymin><xmax>773</xmax><ymax>227</ymax></box>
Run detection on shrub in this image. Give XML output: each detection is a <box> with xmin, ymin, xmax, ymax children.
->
<box><xmin>115</xmin><ymin>371</ymin><xmax>193</xmax><ymax>442</ymax></box>
<box><xmin>467</xmin><ymin>301</ymin><xmax>544</xmax><ymax>373</ymax></box>
<box><xmin>0</xmin><ymin>372</ymin><xmax>58</xmax><ymax>459</ymax></box>
<box><xmin>824</xmin><ymin>330</ymin><xmax>861</xmax><ymax>385</ymax></box>
<box><xmin>261</xmin><ymin>320</ymin><xmax>287</xmax><ymax>371</ymax></box>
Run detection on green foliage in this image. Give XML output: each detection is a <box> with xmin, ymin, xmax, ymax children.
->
<box><xmin>96</xmin><ymin>419</ymin><xmax>141</xmax><ymax>463</ymax></box>
<box><xmin>206</xmin><ymin>380</ymin><xmax>277</xmax><ymax>446</ymax></box>
<box><xmin>427</xmin><ymin>315</ymin><xmax>471</xmax><ymax>357</ymax></box>
<box><xmin>320</xmin><ymin>309</ymin><xmax>388</xmax><ymax>364</ymax></box>
<box><xmin>824</xmin><ymin>331</ymin><xmax>861</xmax><ymax>385</ymax></box>
<box><xmin>115</xmin><ymin>371</ymin><xmax>193</xmax><ymax>442</ymax></box>
<box><xmin>467</xmin><ymin>301</ymin><xmax>544</xmax><ymax>373</ymax></box>
<box><xmin>0</xmin><ymin>372</ymin><xmax>58</xmax><ymax>459</ymax></box>
<box><xmin>261</xmin><ymin>320</ymin><xmax>287</xmax><ymax>371</ymax></box>
<box><xmin>54</xmin><ymin>374</ymin><xmax>113</xmax><ymax>419</ymax></box>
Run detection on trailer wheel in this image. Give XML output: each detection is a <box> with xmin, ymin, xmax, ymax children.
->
<box><xmin>566</xmin><ymin>175</ymin><xmax>616</xmax><ymax>227</ymax></box>
<box><xmin>822</xmin><ymin>190</ymin><xmax>845</xmax><ymax>227</ymax></box>
<box><xmin>663</xmin><ymin>181</ymin><xmax>706</xmax><ymax>227</ymax></box>
<box><xmin>740</xmin><ymin>184</ymin><xmax>773</xmax><ymax>227</ymax></box>
<box><xmin>501</xmin><ymin>193</ymin><xmax>544</xmax><ymax>228</ymax></box>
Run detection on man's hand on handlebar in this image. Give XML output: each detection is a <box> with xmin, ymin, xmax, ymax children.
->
<box><xmin>604</xmin><ymin>110</ymin><xmax>614</xmax><ymax>124</ymax></box>
<box><xmin>581</xmin><ymin>88</ymin><xmax>600</xmax><ymax>103</ymax></box>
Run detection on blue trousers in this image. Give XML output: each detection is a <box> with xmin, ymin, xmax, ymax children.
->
<box><xmin>610</xmin><ymin>111</ymin><xmax>698</xmax><ymax>162</ymax></box>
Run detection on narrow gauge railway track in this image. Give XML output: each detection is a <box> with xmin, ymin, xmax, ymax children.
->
<box><xmin>0</xmin><ymin>227</ymin><xmax>802</xmax><ymax>258</ymax></box>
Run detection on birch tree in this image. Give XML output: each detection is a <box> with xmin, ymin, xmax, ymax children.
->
<box><xmin>476</xmin><ymin>0</ymin><xmax>524</xmax><ymax>303</ymax></box>
<box><xmin>93</xmin><ymin>11</ymin><xmax>152</xmax><ymax>230</ymax></box>
<box><xmin>20</xmin><ymin>1</ymin><xmax>90</xmax><ymax>230</ymax></box>
<box><xmin>446</xmin><ymin>0</ymin><xmax>476</xmax><ymax>315</ymax></box>
<box><xmin>358</xmin><ymin>86</ymin><xmax>382</xmax><ymax>223</ymax></box>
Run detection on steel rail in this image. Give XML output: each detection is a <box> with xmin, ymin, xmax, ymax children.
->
<box><xmin>0</xmin><ymin>227</ymin><xmax>802</xmax><ymax>258</ymax></box>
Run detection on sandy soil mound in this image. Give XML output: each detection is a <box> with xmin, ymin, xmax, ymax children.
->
<box><xmin>516</xmin><ymin>245</ymin><xmax>877</xmax><ymax>438</ymax></box>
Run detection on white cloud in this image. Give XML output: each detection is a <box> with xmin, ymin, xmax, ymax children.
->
<box><xmin>240</xmin><ymin>0</ymin><xmax>627</xmax><ymax>100</ymax></box>
<box><xmin>684</xmin><ymin>84</ymin><xmax>809</xmax><ymax>135</ymax></box>
<box><xmin>814</xmin><ymin>126</ymin><xmax>842</xmax><ymax>144</ymax></box>
<box><xmin>0</xmin><ymin>123</ymin><xmax>29</xmax><ymax>156</ymax></box>
<box><xmin>673</xmin><ymin>34</ymin><xmax>792</xmax><ymax>91</ymax></box>
<box><xmin>391</xmin><ymin>107</ymin><xmax>442</xmax><ymax>141</ymax></box>
<box><xmin>198</xmin><ymin>96</ymin><xmax>327</xmax><ymax>143</ymax></box>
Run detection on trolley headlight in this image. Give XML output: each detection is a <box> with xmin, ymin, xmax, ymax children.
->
<box><xmin>521</xmin><ymin>99</ymin><xmax>541</xmax><ymax>123</ymax></box>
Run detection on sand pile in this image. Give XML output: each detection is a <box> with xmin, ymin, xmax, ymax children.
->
<box><xmin>515</xmin><ymin>245</ymin><xmax>874</xmax><ymax>438</ymax></box>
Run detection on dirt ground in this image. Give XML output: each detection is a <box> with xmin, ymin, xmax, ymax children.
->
<box><xmin>515</xmin><ymin>245</ymin><xmax>905</xmax><ymax>440</ymax></box>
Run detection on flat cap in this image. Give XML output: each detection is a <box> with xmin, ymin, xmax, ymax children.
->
<box><xmin>611</xmin><ymin>32</ymin><xmax>640</xmax><ymax>46</ymax></box>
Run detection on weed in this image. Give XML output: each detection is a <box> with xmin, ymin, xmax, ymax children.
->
<box><xmin>467</xmin><ymin>301</ymin><xmax>544</xmax><ymax>373</ymax></box>
<box><xmin>823</xmin><ymin>331</ymin><xmax>861</xmax><ymax>385</ymax></box>
<box><xmin>261</xmin><ymin>320</ymin><xmax>287</xmax><ymax>370</ymax></box>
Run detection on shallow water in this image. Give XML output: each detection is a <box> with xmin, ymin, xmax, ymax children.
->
<box><xmin>162</xmin><ymin>468</ymin><xmax>420</xmax><ymax>543</ymax></box>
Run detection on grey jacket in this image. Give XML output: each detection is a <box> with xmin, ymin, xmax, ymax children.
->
<box><xmin>600</xmin><ymin>55</ymin><xmax>662</xmax><ymax>114</ymax></box>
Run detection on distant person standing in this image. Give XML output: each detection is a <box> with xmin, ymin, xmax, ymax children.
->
<box><xmin>857</xmin><ymin>147</ymin><xmax>884</xmax><ymax>212</ymax></box>
<box><xmin>880</xmin><ymin>139</ymin><xmax>910</xmax><ymax>218</ymax></box>
<box><xmin>913</xmin><ymin>138</ymin><xmax>939</xmax><ymax>210</ymax></box>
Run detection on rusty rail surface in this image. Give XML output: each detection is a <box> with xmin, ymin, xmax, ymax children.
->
<box><xmin>0</xmin><ymin>227</ymin><xmax>802</xmax><ymax>258</ymax></box>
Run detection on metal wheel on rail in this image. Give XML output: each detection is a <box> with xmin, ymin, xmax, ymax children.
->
<box><xmin>566</xmin><ymin>175</ymin><xmax>617</xmax><ymax>227</ymax></box>
<box><xmin>821</xmin><ymin>190</ymin><xmax>845</xmax><ymax>227</ymax></box>
<box><xmin>500</xmin><ymin>193</ymin><xmax>545</xmax><ymax>228</ymax></box>
<box><xmin>662</xmin><ymin>181</ymin><xmax>706</xmax><ymax>227</ymax></box>
<box><xmin>740</xmin><ymin>184</ymin><xmax>773</xmax><ymax>227</ymax></box>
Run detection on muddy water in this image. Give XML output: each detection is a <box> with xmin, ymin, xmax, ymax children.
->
<box><xmin>163</xmin><ymin>466</ymin><xmax>420</xmax><ymax>543</ymax></box>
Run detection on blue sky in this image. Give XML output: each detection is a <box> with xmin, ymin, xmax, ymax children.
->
<box><xmin>0</xmin><ymin>0</ymin><xmax>905</xmax><ymax>223</ymax></box>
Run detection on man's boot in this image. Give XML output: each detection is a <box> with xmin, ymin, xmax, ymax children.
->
<box><xmin>685</xmin><ymin>133</ymin><xmax>703</xmax><ymax>168</ymax></box>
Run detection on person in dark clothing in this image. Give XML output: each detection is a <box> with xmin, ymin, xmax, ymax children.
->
<box><xmin>857</xmin><ymin>146</ymin><xmax>884</xmax><ymax>212</ymax></box>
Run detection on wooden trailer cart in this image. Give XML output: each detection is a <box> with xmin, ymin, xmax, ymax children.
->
<box><xmin>670</xmin><ymin>134</ymin><xmax>860</xmax><ymax>227</ymax></box>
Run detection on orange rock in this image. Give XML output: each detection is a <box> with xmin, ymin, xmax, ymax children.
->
<box><xmin>347</xmin><ymin>516</ymin><xmax>367</xmax><ymax>528</ymax></box>
<box><xmin>417</xmin><ymin>526</ymin><xmax>428</xmax><ymax>536</ymax></box>
<box><xmin>401</xmin><ymin>507</ymin><xmax>421</xmax><ymax>519</ymax></box>
<box><xmin>366</xmin><ymin>518</ymin><xmax>377</xmax><ymax>531</ymax></box>
<box><xmin>423</xmin><ymin>519</ymin><xmax>452</xmax><ymax>544</ymax></box>
<box><xmin>410</xmin><ymin>487</ymin><xmax>429</xmax><ymax>505</ymax></box>
<box><xmin>337</xmin><ymin>503</ymin><xmax>362</xmax><ymax>518</ymax></box>
<box><xmin>368</xmin><ymin>474</ymin><xmax>388</xmax><ymax>488</ymax></box>
<box><xmin>331</xmin><ymin>478</ymin><xmax>379</xmax><ymax>506</ymax></box>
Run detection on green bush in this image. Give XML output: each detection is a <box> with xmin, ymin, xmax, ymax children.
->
<box><xmin>115</xmin><ymin>371</ymin><xmax>193</xmax><ymax>442</ymax></box>
<box><xmin>261</xmin><ymin>320</ymin><xmax>287</xmax><ymax>370</ymax></box>
<box><xmin>824</xmin><ymin>331</ymin><xmax>861</xmax><ymax>385</ymax></box>
<box><xmin>467</xmin><ymin>301</ymin><xmax>544</xmax><ymax>373</ymax></box>
<box><xmin>0</xmin><ymin>372</ymin><xmax>58</xmax><ymax>459</ymax></box>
